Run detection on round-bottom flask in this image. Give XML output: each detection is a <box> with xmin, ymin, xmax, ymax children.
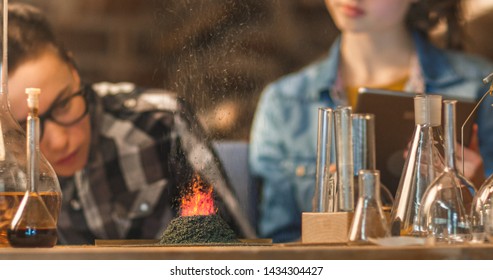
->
<box><xmin>471</xmin><ymin>175</ymin><xmax>493</xmax><ymax>242</ymax></box>
<box><xmin>418</xmin><ymin>100</ymin><xmax>472</xmax><ymax>243</ymax></box>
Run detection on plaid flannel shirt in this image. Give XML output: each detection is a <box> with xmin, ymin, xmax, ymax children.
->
<box><xmin>56</xmin><ymin>82</ymin><xmax>255</xmax><ymax>244</ymax></box>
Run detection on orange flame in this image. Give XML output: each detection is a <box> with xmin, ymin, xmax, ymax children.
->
<box><xmin>180</xmin><ymin>175</ymin><xmax>217</xmax><ymax>216</ymax></box>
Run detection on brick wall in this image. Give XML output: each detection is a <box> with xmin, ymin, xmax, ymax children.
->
<box><xmin>10</xmin><ymin>0</ymin><xmax>338</xmax><ymax>140</ymax></box>
<box><xmin>7</xmin><ymin>1</ymin><xmax>493</xmax><ymax>140</ymax></box>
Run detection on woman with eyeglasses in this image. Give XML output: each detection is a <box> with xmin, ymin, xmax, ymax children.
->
<box><xmin>6</xmin><ymin>3</ymin><xmax>255</xmax><ymax>244</ymax></box>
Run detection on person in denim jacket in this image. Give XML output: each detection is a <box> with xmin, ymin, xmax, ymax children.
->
<box><xmin>250</xmin><ymin>0</ymin><xmax>493</xmax><ymax>242</ymax></box>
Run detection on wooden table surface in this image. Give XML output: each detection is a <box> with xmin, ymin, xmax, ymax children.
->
<box><xmin>1</xmin><ymin>243</ymin><xmax>493</xmax><ymax>260</ymax></box>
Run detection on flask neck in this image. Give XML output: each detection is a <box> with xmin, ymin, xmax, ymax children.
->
<box><xmin>0</xmin><ymin>90</ymin><xmax>10</xmax><ymax>111</ymax></box>
<box><xmin>1</xmin><ymin>0</ymin><xmax>8</xmax><ymax>104</ymax></box>
<box><xmin>443</xmin><ymin>100</ymin><xmax>457</xmax><ymax>171</ymax></box>
<box><xmin>27</xmin><ymin>114</ymin><xmax>40</xmax><ymax>193</ymax></box>
<box><xmin>358</xmin><ymin>170</ymin><xmax>381</xmax><ymax>200</ymax></box>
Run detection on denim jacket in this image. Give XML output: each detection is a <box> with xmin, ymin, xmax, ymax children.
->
<box><xmin>249</xmin><ymin>31</ymin><xmax>493</xmax><ymax>242</ymax></box>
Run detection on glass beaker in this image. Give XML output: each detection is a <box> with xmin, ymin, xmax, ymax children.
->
<box><xmin>313</xmin><ymin>108</ymin><xmax>336</xmax><ymax>212</ymax></box>
<box><xmin>390</xmin><ymin>95</ymin><xmax>444</xmax><ymax>237</ymax></box>
<box><xmin>417</xmin><ymin>100</ymin><xmax>472</xmax><ymax>243</ymax></box>
<box><xmin>348</xmin><ymin>170</ymin><xmax>389</xmax><ymax>244</ymax></box>
<box><xmin>0</xmin><ymin>3</ymin><xmax>61</xmax><ymax>246</ymax></box>
<box><xmin>352</xmin><ymin>113</ymin><xmax>394</xmax><ymax>213</ymax></box>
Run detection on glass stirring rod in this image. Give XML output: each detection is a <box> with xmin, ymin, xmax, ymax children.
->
<box><xmin>461</xmin><ymin>73</ymin><xmax>493</xmax><ymax>175</ymax></box>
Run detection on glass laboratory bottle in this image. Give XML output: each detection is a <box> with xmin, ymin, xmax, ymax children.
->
<box><xmin>348</xmin><ymin>170</ymin><xmax>389</xmax><ymax>244</ymax></box>
<box><xmin>352</xmin><ymin>113</ymin><xmax>394</xmax><ymax>213</ymax></box>
<box><xmin>418</xmin><ymin>100</ymin><xmax>472</xmax><ymax>243</ymax></box>
<box><xmin>0</xmin><ymin>6</ymin><xmax>61</xmax><ymax>246</ymax></box>
<box><xmin>8</xmin><ymin>88</ymin><xmax>58</xmax><ymax>247</ymax></box>
<box><xmin>313</xmin><ymin>108</ymin><xmax>336</xmax><ymax>212</ymax></box>
<box><xmin>389</xmin><ymin>95</ymin><xmax>445</xmax><ymax>236</ymax></box>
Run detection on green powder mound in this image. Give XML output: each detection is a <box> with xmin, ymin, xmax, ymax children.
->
<box><xmin>159</xmin><ymin>215</ymin><xmax>239</xmax><ymax>244</ymax></box>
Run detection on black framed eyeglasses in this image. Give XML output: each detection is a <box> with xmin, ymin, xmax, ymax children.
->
<box><xmin>18</xmin><ymin>85</ymin><xmax>89</xmax><ymax>138</ymax></box>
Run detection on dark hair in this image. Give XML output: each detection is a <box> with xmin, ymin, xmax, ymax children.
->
<box><xmin>6</xmin><ymin>3</ymin><xmax>74</xmax><ymax>73</ymax></box>
<box><xmin>407</xmin><ymin>0</ymin><xmax>463</xmax><ymax>50</ymax></box>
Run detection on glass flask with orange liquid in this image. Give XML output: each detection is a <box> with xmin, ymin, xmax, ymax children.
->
<box><xmin>0</xmin><ymin>3</ymin><xmax>61</xmax><ymax>246</ymax></box>
<box><xmin>8</xmin><ymin>88</ymin><xmax>59</xmax><ymax>247</ymax></box>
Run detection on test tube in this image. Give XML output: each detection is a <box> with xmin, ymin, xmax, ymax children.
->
<box><xmin>335</xmin><ymin>106</ymin><xmax>354</xmax><ymax>212</ymax></box>
<box><xmin>313</xmin><ymin>108</ymin><xmax>334</xmax><ymax>212</ymax></box>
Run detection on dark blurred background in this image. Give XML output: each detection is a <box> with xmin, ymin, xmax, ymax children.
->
<box><xmin>11</xmin><ymin>0</ymin><xmax>337</xmax><ymax>140</ymax></box>
<box><xmin>11</xmin><ymin>0</ymin><xmax>493</xmax><ymax>140</ymax></box>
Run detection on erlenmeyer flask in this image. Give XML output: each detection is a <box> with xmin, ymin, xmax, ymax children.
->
<box><xmin>471</xmin><ymin>175</ymin><xmax>493</xmax><ymax>242</ymax></box>
<box><xmin>390</xmin><ymin>95</ymin><xmax>444</xmax><ymax>236</ymax></box>
<box><xmin>8</xmin><ymin>88</ymin><xmax>57</xmax><ymax>247</ymax></box>
<box><xmin>0</xmin><ymin>3</ymin><xmax>61</xmax><ymax>247</ymax></box>
<box><xmin>348</xmin><ymin>170</ymin><xmax>389</xmax><ymax>244</ymax></box>
<box><xmin>352</xmin><ymin>113</ymin><xmax>394</xmax><ymax>213</ymax></box>
<box><xmin>418</xmin><ymin>100</ymin><xmax>472</xmax><ymax>243</ymax></box>
<box><xmin>313</xmin><ymin>108</ymin><xmax>336</xmax><ymax>212</ymax></box>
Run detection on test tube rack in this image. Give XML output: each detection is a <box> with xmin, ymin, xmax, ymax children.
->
<box><xmin>301</xmin><ymin>212</ymin><xmax>354</xmax><ymax>244</ymax></box>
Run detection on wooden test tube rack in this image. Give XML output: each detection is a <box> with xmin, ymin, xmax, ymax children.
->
<box><xmin>301</xmin><ymin>212</ymin><xmax>354</xmax><ymax>244</ymax></box>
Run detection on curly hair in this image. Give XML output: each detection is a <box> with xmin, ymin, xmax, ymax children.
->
<box><xmin>406</xmin><ymin>0</ymin><xmax>463</xmax><ymax>50</ymax></box>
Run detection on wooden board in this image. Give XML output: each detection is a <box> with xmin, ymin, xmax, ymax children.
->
<box><xmin>302</xmin><ymin>212</ymin><xmax>354</xmax><ymax>244</ymax></box>
<box><xmin>94</xmin><ymin>239</ymin><xmax>272</xmax><ymax>247</ymax></box>
<box><xmin>2</xmin><ymin>243</ymin><xmax>493</xmax><ymax>260</ymax></box>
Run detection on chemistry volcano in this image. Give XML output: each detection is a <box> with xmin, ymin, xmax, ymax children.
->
<box><xmin>159</xmin><ymin>214</ymin><xmax>238</xmax><ymax>244</ymax></box>
<box><xmin>159</xmin><ymin>175</ymin><xmax>238</xmax><ymax>245</ymax></box>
